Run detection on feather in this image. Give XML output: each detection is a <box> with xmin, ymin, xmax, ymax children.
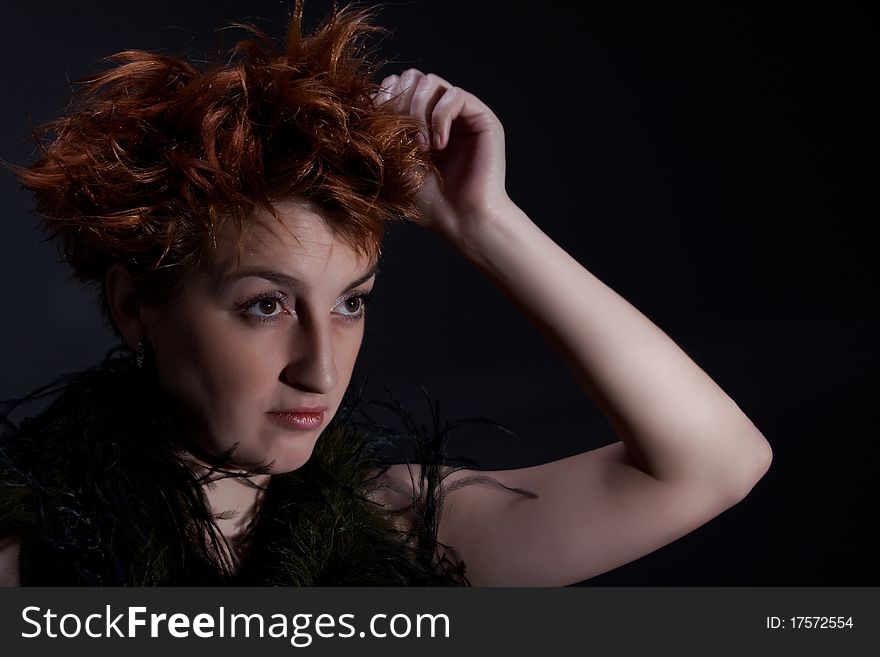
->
<box><xmin>0</xmin><ymin>346</ymin><xmax>531</xmax><ymax>586</ymax></box>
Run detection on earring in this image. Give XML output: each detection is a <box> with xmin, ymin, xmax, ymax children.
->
<box><xmin>136</xmin><ymin>341</ymin><xmax>146</xmax><ymax>369</ymax></box>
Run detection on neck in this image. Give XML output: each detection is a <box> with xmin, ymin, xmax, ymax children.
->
<box><xmin>199</xmin><ymin>470</ymin><xmax>270</xmax><ymax>570</ymax></box>
<box><xmin>178</xmin><ymin>438</ymin><xmax>271</xmax><ymax>543</ymax></box>
<box><xmin>204</xmin><ymin>473</ymin><xmax>270</xmax><ymax>538</ymax></box>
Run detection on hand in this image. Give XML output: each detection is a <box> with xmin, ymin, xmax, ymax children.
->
<box><xmin>375</xmin><ymin>69</ymin><xmax>512</xmax><ymax>245</ymax></box>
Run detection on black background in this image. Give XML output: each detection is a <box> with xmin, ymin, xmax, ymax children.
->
<box><xmin>1</xmin><ymin>1</ymin><xmax>877</xmax><ymax>585</ymax></box>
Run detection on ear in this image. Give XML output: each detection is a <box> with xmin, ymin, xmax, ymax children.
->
<box><xmin>104</xmin><ymin>263</ymin><xmax>151</xmax><ymax>350</ymax></box>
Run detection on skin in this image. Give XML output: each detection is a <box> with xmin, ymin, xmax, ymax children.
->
<box><xmin>138</xmin><ymin>202</ymin><xmax>375</xmax><ymax>474</ymax></box>
<box><xmin>0</xmin><ymin>69</ymin><xmax>773</xmax><ymax>587</ymax></box>
<box><xmin>112</xmin><ymin>201</ymin><xmax>378</xmax><ymax>547</ymax></box>
<box><xmin>371</xmin><ymin>70</ymin><xmax>772</xmax><ymax>585</ymax></box>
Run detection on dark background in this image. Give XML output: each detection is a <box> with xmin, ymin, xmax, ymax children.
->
<box><xmin>1</xmin><ymin>1</ymin><xmax>876</xmax><ymax>585</ymax></box>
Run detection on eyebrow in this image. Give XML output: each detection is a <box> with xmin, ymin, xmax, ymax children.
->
<box><xmin>221</xmin><ymin>263</ymin><xmax>379</xmax><ymax>292</ymax></box>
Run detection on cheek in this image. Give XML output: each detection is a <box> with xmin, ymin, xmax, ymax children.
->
<box><xmin>150</xmin><ymin>307</ymin><xmax>365</xmax><ymax>439</ymax></box>
<box><xmin>335</xmin><ymin>324</ymin><xmax>365</xmax><ymax>382</ymax></box>
<box><xmin>152</xmin><ymin>313</ymin><xmax>281</xmax><ymax>426</ymax></box>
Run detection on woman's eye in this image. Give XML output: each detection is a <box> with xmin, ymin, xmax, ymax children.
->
<box><xmin>243</xmin><ymin>296</ymin><xmax>285</xmax><ymax>320</ymax></box>
<box><xmin>256</xmin><ymin>299</ymin><xmax>281</xmax><ymax>315</ymax></box>
<box><xmin>334</xmin><ymin>293</ymin><xmax>370</xmax><ymax>320</ymax></box>
<box><xmin>343</xmin><ymin>297</ymin><xmax>362</xmax><ymax>313</ymax></box>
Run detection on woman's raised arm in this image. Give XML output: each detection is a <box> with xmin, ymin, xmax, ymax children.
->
<box><xmin>375</xmin><ymin>70</ymin><xmax>772</xmax><ymax>585</ymax></box>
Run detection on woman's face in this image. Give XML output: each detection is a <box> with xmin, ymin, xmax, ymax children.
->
<box><xmin>142</xmin><ymin>200</ymin><xmax>376</xmax><ymax>473</ymax></box>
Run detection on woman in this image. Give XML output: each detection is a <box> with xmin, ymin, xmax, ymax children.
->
<box><xmin>0</xmin><ymin>3</ymin><xmax>771</xmax><ymax>586</ymax></box>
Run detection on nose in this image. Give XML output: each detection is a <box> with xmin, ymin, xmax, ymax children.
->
<box><xmin>280</xmin><ymin>316</ymin><xmax>339</xmax><ymax>394</ymax></box>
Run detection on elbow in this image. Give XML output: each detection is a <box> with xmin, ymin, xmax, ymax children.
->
<box><xmin>727</xmin><ymin>431</ymin><xmax>773</xmax><ymax>505</ymax></box>
<box><xmin>750</xmin><ymin>431</ymin><xmax>774</xmax><ymax>485</ymax></box>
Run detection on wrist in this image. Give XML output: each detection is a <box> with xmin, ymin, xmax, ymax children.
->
<box><xmin>435</xmin><ymin>195</ymin><xmax>530</xmax><ymax>257</ymax></box>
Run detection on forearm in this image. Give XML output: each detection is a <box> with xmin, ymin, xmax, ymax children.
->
<box><xmin>454</xmin><ymin>200</ymin><xmax>772</xmax><ymax>493</ymax></box>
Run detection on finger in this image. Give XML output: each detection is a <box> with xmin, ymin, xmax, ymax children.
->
<box><xmin>395</xmin><ymin>67</ymin><xmax>424</xmax><ymax>117</ymax></box>
<box><xmin>409</xmin><ymin>73</ymin><xmax>453</xmax><ymax>146</ymax></box>
<box><xmin>374</xmin><ymin>74</ymin><xmax>399</xmax><ymax>106</ymax></box>
<box><xmin>429</xmin><ymin>86</ymin><xmax>468</xmax><ymax>150</ymax></box>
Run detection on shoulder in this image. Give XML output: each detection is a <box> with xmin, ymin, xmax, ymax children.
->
<box><xmin>368</xmin><ymin>461</ymin><xmax>538</xmax><ymax>576</ymax></box>
<box><xmin>0</xmin><ymin>536</ymin><xmax>20</xmax><ymax>587</ymax></box>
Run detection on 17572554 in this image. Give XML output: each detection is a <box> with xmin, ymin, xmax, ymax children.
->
<box><xmin>766</xmin><ymin>616</ymin><xmax>854</xmax><ymax>630</ymax></box>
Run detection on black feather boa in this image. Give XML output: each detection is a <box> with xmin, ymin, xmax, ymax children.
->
<box><xmin>0</xmin><ymin>348</ymin><xmax>480</xmax><ymax>586</ymax></box>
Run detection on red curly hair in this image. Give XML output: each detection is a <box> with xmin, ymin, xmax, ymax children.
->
<box><xmin>12</xmin><ymin>2</ymin><xmax>429</xmax><ymax>312</ymax></box>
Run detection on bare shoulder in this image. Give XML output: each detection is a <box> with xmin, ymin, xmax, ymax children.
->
<box><xmin>367</xmin><ymin>462</ymin><xmax>513</xmax><ymax>536</ymax></box>
<box><xmin>372</xmin><ymin>442</ymin><xmax>768</xmax><ymax>586</ymax></box>
<box><xmin>0</xmin><ymin>536</ymin><xmax>21</xmax><ymax>587</ymax></box>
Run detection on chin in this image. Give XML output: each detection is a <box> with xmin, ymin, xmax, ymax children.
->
<box><xmin>261</xmin><ymin>437</ymin><xmax>319</xmax><ymax>475</ymax></box>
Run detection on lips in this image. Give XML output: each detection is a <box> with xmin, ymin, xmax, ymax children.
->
<box><xmin>268</xmin><ymin>408</ymin><xmax>327</xmax><ymax>430</ymax></box>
